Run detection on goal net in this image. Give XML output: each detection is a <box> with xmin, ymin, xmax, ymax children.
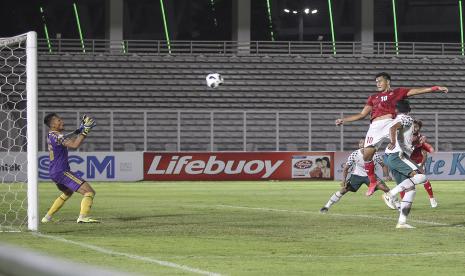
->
<box><xmin>0</xmin><ymin>32</ymin><xmax>38</xmax><ymax>232</ymax></box>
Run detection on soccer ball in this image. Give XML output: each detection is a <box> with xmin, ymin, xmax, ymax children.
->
<box><xmin>206</xmin><ymin>73</ymin><xmax>224</xmax><ymax>88</ymax></box>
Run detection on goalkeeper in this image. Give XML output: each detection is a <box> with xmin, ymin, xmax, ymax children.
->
<box><xmin>41</xmin><ymin>113</ymin><xmax>99</xmax><ymax>223</ymax></box>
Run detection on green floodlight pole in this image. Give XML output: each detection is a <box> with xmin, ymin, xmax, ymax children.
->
<box><xmin>265</xmin><ymin>0</ymin><xmax>275</xmax><ymax>41</ymax></box>
<box><xmin>72</xmin><ymin>3</ymin><xmax>85</xmax><ymax>53</ymax></box>
<box><xmin>459</xmin><ymin>0</ymin><xmax>464</xmax><ymax>55</ymax></box>
<box><xmin>122</xmin><ymin>41</ymin><xmax>127</xmax><ymax>54</ymax></box>
<box><xmin>392</xmin><ymin>0</ymin><xmax>399</xmax><ymax>55</ymax></box>
<box><xmin>39</xmin><ymin>7</ymin><xmax>52</xmax><ymax>53</ymax></box>
<box><xmin>159</xmin><ymin>0</ymin><xmax>171</xmax><ymax>54</ymax></box>
<box><xmin>210</xmin><ymin>0</ymin><xmax>218</xmax><ymax>27</ymax></box>
<box><xmin>327</xmin><ymin>0</ymin><xmax>336</xmax><ymax>55</ymax></box>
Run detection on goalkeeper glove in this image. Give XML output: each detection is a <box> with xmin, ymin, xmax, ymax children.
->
<box><xmin>80</xmin><ymin>115</ymin><xmax>96</xmax><ymax>137</ymax></box>
<box><xmin>80</xmin><ymin>114</ymin><xmax>96</xmax><ymax>127</ymax></box>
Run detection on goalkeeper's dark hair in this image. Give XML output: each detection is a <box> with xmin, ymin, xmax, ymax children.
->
<box><xmin>44</xmin><ymin>113</ymin><xmax>58</xmax><ymax>127</ymax></box>
<box><xmin>396</xmin><ymin>100</ymin><xmax>411</xmax><ymax>114</ymax></box>
<box><xmin>375</xmin><ymin>72</ymin><xmax>391</xmax><ymax>81</ymax></box>
<box><xmin>414</xmin><ymin>119</ymin><xmax>423</xmax><ymax>129</ymax></box>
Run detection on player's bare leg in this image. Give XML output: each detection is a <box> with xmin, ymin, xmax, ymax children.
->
<box><xmin>362</xmin><ymin>146</ymin><xmax>378</xmax><ymax>196</ymax></box>
<box><xmin>76</xmin><ymin>182</ymin><xmax>99</xmax><ymax>223</ymax></box>
<box><xmin>42</xmin><ymin>188</ymin><xmax>73</xmax><ymax>223</ymax></box>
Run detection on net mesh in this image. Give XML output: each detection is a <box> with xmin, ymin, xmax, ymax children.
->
<box><xmin>0</xmin><ymin>35</ymin><xmax>28</xmax><ymax>231</ymax></box>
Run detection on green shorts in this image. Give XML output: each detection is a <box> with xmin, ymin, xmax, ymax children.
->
<box><xmin>384</xmin><ymin>152</ymin><xmax>420</xmax><ymax>184</ymax></box>
<box><xmin>346</xmin><ymin>174</ymin><xmax>383</xmax><ymax>192</ymax></box>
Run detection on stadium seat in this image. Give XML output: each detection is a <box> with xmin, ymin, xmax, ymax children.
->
<box><xmin>37</xmin><ymin>54</ymin><xmax>465</xmax><ymax>151</ymax></box>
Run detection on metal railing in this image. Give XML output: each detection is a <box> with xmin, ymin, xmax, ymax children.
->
<box><xmin>37</xmin><ymin>109</ymin><xmax>465</xmax><ymax>152</ymax></box>
<box><xmin>37</xmin><ymin>39</ymin><xmax>465</xmax><ymax>56</ymax></box>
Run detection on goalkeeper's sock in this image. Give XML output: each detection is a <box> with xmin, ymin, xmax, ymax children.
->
<box><xmin>79</xmin><ymin>192</ymin><xmax>94</xmax><ymax>219</ymax></box>
<box><xmin>46</xmin><ymin>193</ymin><xmax>71</xmax><ymax>218</ymax></box>
<box><xmin>324</xmin><ymin>191</ymin><xmax>343</xmax><ymax>209</ymax></box>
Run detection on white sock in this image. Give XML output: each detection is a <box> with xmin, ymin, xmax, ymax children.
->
<box><xmin>390</xmin><ymin>174</ymin><xmax>427</xmax><ymax>197</ymax></box>
<box><xmin>325</xmin><ymin>191</ymin><xmax>343</xmax><ymax>208</ymax></box>
<box><xmin>399</xmin><ymin>189</ymin><xmax>416</xmax><ymax>224</ymax></box>
<box><xmin>390</xmin><ymin>179</ymin><xmax>414</xmax><ymax>196</ymax></box>
<box><xmin>411</xmin><ymin>174</ymin><xmax>427</xmax><ymax>185</ymax></box>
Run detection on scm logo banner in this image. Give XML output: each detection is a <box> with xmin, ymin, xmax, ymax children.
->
<box><xmin>38</xmin><ymin>152</ymin><xmax>143</xmax><ymax>181</ymax></box>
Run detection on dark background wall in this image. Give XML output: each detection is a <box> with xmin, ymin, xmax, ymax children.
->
<box><xmin>0</xmin><ymin>0</ymin><xmax>463</xmax><ymax>42</ymax></box>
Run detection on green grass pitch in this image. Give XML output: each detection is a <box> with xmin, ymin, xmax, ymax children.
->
<box><xmin>1</xmin><ymin>181</ymin><xmax>465</xmax><ymax>275</ymax></box>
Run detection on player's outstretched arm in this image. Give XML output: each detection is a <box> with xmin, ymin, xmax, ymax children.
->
<box><xmin>381</xmin><ymin>163</ymin><xmax>392</xmax><ymax>181</ymax></box>
<box><xmin>387</xmin><ymin>122</ymin><xmax>402</xmax><ymax>150</ymax></box>
<box><xmin>63</xmin><ymin>134</ymin><xmax>86</xmax><ymax>149</ymax></box>
<box><xmin>422</xmin><ymin>142</ymin><xmax>434</xmax><ymax>153</ymax></box>
<box><xmin>335</xmin><ymin>105</ymin><xmax>372</xmax><ymax>125</ymax></box>
<box><xmin>407</xmin><ymin>86</ymin><xmax>448</xmax><ymax>97</ymax></box>
<box><xmin>63</xmin><ymin>116</ymin><xmax>96</xmax><ymax>149</ymax></box>
<box><xmin>341</xmin><ymin>164</ymin><xmax>350</xmax><ymax>187</ymax></box>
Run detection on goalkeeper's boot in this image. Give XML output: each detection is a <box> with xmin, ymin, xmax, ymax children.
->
<box><xmin>77</xmin><ymin>217</ymin><xmax>100</xmax><ymax>223</ymax></box>
<box><xmin>319</xmin><ymin>207</ymin><xmax>329</xmax><ymax>214</ymax></box>
<box><xmin>396</xmin><ymin>223</ymin><xmax>415</xmax><ymax>229</ymax></box>
<box><xmin>41</xmin><ymin>216</ymin><xmax>60</xmax><ymax>224</ymax></box>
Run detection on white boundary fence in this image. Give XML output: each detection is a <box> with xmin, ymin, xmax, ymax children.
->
<box><xmin>37</xmin><ymin>109</ymin><xmax>465</xmax><ymax>152</ymax></box>
<box><xmin>37</xmin><ymin>39</ymin><xmax>465</xmax><ymax>56</ymax></box>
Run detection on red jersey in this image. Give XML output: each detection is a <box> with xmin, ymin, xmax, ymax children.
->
<box><xmin>410</xmin><ymin>134</ymin><xmax>434</xmax><ymax>164</ymax></box>
<box><xmin>366</xmin><ymin>88</ymin><xmax>410</xmax><ymax>120</ymax></box>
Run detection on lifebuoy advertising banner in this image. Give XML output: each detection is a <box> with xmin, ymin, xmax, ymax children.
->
<box><xmin>143</xmin><ymin>152</ymin><xmax>334</xmax><ymax>181</ymax></box>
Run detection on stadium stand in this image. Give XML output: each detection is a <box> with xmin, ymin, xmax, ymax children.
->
<box><xmin>37</xmin><ymin>53</ymin><xmax>465</xmax><ymax>151</ymax></box>
<box><xmin>38</xmin><ymin>54</ymin><xmax>465</xmax><ymax>110</ymax></box>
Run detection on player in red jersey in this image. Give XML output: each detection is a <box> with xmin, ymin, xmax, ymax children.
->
<box><xmin>335</xmin><ymin>72</ymin><xmax>448</xmax><ymax>196</ymax></box>
<box><xmin>400</xmin><ymin>120</ymin><xmax>438</xmax><ymax>207</ymax></box>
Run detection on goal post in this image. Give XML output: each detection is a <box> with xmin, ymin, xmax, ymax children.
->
<box><xmin>26</xmin><ymin>31</ymin><xmax>38</xmax><ymax>232</ymax></box>
<box><xmin>0</xmin><ymin>31</ymin><xmax>38</xmax><ymax>232</ymax></box>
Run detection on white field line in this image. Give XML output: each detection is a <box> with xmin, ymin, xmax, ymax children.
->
<box><xmin>33</xmin><ymin>232</ymin><xmax>222</xmax><ymax>276</ymax></box>
<box><xmin>163</xmin><ymin>250</ymin><xmax>465</xmax><ymax>259</ymax></box>
<box><xmin>215</xmin><ymin>204</ymin><xmax>454</xmax><ymax>227</ymax></box>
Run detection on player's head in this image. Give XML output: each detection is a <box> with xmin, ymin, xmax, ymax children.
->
<box><xmin>44</xmin><ymin>113</ymin><xmax>64</xmax><ymax>131</ymax></box>
<box><xmin>375</xmin><ymin>72</ymin><xmax>391</xmax><ymax>92</ymax></box>
<box><xmin>358</xmin><ymin>139</ymin><xmax>365</xmax><ymax>149</ymax></box>
<box><xmin>413</xmin><ymin>120</ymin><xmax>423</xmax><ymax>134</ymax></box>
<box><xmin>395</xmin><ymin>99</ymin><xmax>411</xmax><ymax>114</ymax></box>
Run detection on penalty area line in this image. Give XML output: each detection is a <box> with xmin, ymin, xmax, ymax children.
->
<box><xmin>216</xmin><ymin>204</ymin><xmax>451</xmax><ymax>227</ymax></box>
<box><xmin>32</xmin><ymin>232</ymin><xmax>222</xmax><ymax>276</ymax></box>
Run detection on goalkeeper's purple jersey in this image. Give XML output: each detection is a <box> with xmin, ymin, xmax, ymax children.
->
<box><xmin>47</xmin><ymin>131</ymin><xmax>70</xmax><ymax>176</ymax></box>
